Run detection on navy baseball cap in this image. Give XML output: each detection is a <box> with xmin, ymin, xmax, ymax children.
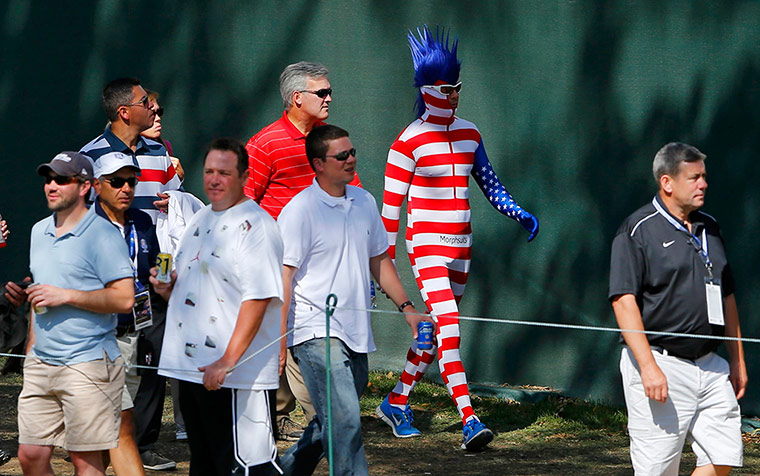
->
<box><xmin>37</xmin><ymin>151</ymin><xmax>94</xmax><ymax>181</ymax></box>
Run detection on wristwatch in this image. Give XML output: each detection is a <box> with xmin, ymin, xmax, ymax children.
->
<box><xmin>398</xmin><ymin>300</ymin><xmax>414</xmax><ymax>312</ymax></box>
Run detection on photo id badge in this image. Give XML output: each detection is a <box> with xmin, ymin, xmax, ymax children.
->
<box><xmin>705</xmin><ymin>278</ymin><xmax>724</xmax><ymax>326</ymax></box>
<box><xmin>133</xmin><ymin>289</ymin><xmax>153</xmax><ymax>330</ymax></box>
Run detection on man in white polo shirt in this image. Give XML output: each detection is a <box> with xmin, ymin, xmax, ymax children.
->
<box><xmin>277</xmin><ymin>125</ymin><xmax>429</xmax><ymax>476</ymax></box>
<box><xmin>152</xmin><ymin>138</ymin><xmax>283</xmax><ymax>476</ymax></box>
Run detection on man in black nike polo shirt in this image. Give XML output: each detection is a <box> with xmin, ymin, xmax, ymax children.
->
<box><xmin>609</xmin><ymin>142</ymin><xmax>747</xmax><ymax>476</ymax></box>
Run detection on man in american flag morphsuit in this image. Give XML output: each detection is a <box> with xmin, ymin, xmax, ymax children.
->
<box><xmin>376</xmin><ymin>27</ymin><xmax>539</xmax><ymax>452</ymax></box>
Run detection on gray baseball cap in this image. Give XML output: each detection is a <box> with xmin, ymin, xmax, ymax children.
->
<box><xmin>37</xmin><ymin>152</ymin><xmax>94</xmax><ymax>181</ymax></box>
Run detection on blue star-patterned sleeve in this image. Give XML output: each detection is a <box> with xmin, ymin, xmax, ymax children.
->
<box><xmin>472</xmin><ymin>140</ymin><xmax>539</xmax><ymax>241</ymax></box>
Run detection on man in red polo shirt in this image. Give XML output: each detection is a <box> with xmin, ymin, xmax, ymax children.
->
<box><xmin>244</xmin><ymin>61</ymin><xmax>360</xmax><ymax>440</ymax></box>
<box><xmin>245</xmin><ymin>62</ymin><xmax>360</xmax><ymax>218</ymax></box>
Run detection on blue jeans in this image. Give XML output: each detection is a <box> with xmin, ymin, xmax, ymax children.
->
<box><xmin>279</xmin><ymin>338</ymin><xmax>369</xmax><ymax>476</ymax></box>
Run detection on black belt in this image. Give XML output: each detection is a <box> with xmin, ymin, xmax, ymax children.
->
<box><xmin>650</xmin><ymin>346</ymin><xmax>713</xmax><ymax>361</ymax></box>
<box><xmin>116</xmin><ymin>324</ymin><xmax>136</xmax><ymax>338</ymax></box>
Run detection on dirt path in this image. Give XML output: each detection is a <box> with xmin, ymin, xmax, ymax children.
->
<box><xmin>2</xmin><ymin>375</ymin><xmax>759</xmax><ymax>475</ymax></box>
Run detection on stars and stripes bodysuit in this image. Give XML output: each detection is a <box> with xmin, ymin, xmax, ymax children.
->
<box><xmin>382</xmin><ymin>87</ymin><xmax>537</xmax><ymax>424</ymax></box>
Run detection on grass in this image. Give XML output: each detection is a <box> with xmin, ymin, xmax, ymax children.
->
<box><xmin>3</xmin><ymin>360</ymin><xmax>760</xmax><ymax>474</ymax></box>
<box><xmin>362</xmin><ymin>370</ymin><xmax>628</xmax><ymax>441</ymax></box>
<box><xmin>355</xmin><ymin>371</ymin><xmax>760</xmax><ymax>475</ymax></box>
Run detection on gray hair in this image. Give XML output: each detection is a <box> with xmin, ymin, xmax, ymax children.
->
<box><xmin>652</xmin><ymin>142</ymin><xmax>706</xmax><ymax>182</ymax></box>
<box><xmin>279</xmin><ymin>62</ymin><xmax>329</xmax><ymax>109</ymax></box>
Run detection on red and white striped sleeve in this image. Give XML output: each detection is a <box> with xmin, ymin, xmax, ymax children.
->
<box><xmin>381</xmin><ymin>138</ymin><xmax>416</xmax><ymax>259</ymax></box>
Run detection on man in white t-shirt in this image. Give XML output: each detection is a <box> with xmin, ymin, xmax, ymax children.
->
<box><xmin>152</xmin><ymin>138</ymin><xmax>283</xmax><ymax>476</ymax></box>
<box><xmin>277</xmin><ymin>125</ymin><xmax>429</xmax><ymax>476</ymax></box>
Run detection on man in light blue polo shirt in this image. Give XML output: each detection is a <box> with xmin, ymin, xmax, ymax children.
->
<box><xmin>18</xmin><ymin>151</ymin><xmax>135</xmax><ymax>476</ymax></box>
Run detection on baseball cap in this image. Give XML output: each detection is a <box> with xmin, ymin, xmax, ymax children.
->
<box><xmin>37</xmin><ymin>152</ymin><xmax>94</xmax><ymax>180</ymax></box>
<box><xmin>92</xmin><ymin>151</ymin><xmax>141</xmax><ymax>178</ymax></box>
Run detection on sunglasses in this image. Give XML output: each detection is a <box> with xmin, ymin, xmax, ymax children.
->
<box><xmin>44</xmin><ymin>175</ymin><xmax>80</xmax><ymax>185</ymax></box>
<box><xmin>103</xmin><ymin>176</ymin><xmax>138</xmax><ymax>188</ymax></box>
<box><xmin>155</xmin><ymin>107</ymin><xmax>164</xmax><ymax>117</ymax></box>
<box><xmin>124</xmin><ymin>95</ymin><xmax>150</xmax><ymax>108</ymax></box>
<box><xmin>326</xmin><ymin>148</ymin><xmax>357</xmax><ymax>161</ymax></box>
<box><xmin>425</xmin><ymin>82</ymin><xmax>462</xmax><ymax>95</ymax></box>
<box><xmin>300</xmin><ymin>88</ymin><xmax>332</xmax><ymax>99</ymax></box>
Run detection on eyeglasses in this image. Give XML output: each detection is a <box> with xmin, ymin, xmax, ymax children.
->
<box><xmin>300</xmin><ymin>88</ymin><xmax>332</xmax><ymax>99</ymax></box>
<box><xmin>103</xmin><ymin>177</ymin><xmax>138</xmax><ymax>188</ymax></box>
<box><xmin>155</xmin><ymin>107</ymin><xmax>164</xmax><ymax>117</ymax></box>
<box><xmin>123</xmin><ymin>95</ymin><xmax>150</xmax><ymax>108</ymax></box>
<box><xmin>44</xmin><ymin>175</ymin><xmax>80</xmax><ymax>185</ymax></box>
<box><xmin>325</xmin><ymin>148</ymin><xmax>356</xmax><ymax>161</ymax></box>
<box><xmin>425</xmin><ymin>82</ymin><xmax>462</xmax><ymax>95</ymax></box>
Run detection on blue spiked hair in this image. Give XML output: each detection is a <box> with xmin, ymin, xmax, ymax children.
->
<box><xmin>408</xmin><ymin>25</ymin><xmax>461</xmax><ymax>118</ymax></box>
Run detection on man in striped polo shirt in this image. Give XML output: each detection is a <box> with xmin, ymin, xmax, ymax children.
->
<box><xmin>244</xmin><ymin>62</ymin><xmax>361</xmax><ymax>442</ymax></box>
<box><xmin>80</xmin><ymin>77</ymin><xmax>180</xmax><ymax>471</ymax></box>
<box><xmin>81</xmin><ymin>77</ymin><xmax>181</xmax><ymax>224</ymax></box>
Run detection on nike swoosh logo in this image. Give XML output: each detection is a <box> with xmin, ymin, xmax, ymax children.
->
<box><xmin>663</xmin><ymin>240</ymin><xmax>675</xmax><ymax>248</ymax></box>
<box><xmin>392</xmin><ymin>413</ymin><xmax>404</xmax><ymax>425</ymax></box>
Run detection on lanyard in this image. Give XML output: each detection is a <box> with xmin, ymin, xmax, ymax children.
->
<box><xmin>126</xmin><ymin>221</ymin><xmax>145</xmax><ymax>293</ymax></box>
<box><xmin>127</xmin><ymin>222</ymin><xmax>138</xmax><ymax>273</ymax></box>
<box><xmin>651</xmin><ymin>196</ymin><xmax>713</xmax><ymax>279</ymax></box>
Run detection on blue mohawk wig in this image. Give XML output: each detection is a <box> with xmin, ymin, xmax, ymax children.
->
<box><xmin>408</xmin><ymin>25</ymin><xmax>461</xmax><ymax>118</ymax></box>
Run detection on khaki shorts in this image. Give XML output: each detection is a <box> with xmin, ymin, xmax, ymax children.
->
<box><xmin>117</xmin><ymin>332</ymin><xmax>141</xmax><ymax>410</ymax></box>
<box><xmin>18</xmin><ymin>355</ymin><xmax>124</xmax><ymax>451</ymax></box>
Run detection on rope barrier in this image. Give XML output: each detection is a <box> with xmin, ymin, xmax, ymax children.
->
<box><xmin>3</xmin><ymin>296</ymin><xmax>754</xmax><ymax>453</ymax></box>
<box><xmin>348</xmin><ymin>304</ymin><xmax>760</xmax><ymax>344</ymax></box>
<box><xmin>3</xmin><ymin>300</ymin><xmax>758</xmax><ymax>375</ymax></box>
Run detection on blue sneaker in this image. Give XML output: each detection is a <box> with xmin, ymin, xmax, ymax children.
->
<box><xmin>461</xmin><ymin>418</ymin><xmax>493</xmax><ymax>451</ymax></box>
<box><xmin>376</xmin><ymin>395</ymin><xmax>421</xmax><ymax>438</ymax></box>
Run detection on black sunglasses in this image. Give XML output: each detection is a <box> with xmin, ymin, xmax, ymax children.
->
<box><xmin>300</xmin><ymin>88</ymin><xmax>332</xmax><ymax>99</ymax></box>
<box><xmin>103</xmin><ymin>177</ymin><xmax>138</xmax><ymax>188</ymax></box>
<box><xmin>326</xmin><ymin>148</ymin><xmax>357</xmax><ymax>161</ymax></box>
<box><xmin>155</xmin><ymin>107</ymin><xmax>164</xmax><ymax>117</ymax></box>
<box><xmin>124</xmin><ymin>95</ymin><xmax>150</xmax><ymax>108</ymax></box>
<box><xmin>44</xmin><ymin>175</ymin><xmax>79</xmax><ymax>185</ymax></box>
